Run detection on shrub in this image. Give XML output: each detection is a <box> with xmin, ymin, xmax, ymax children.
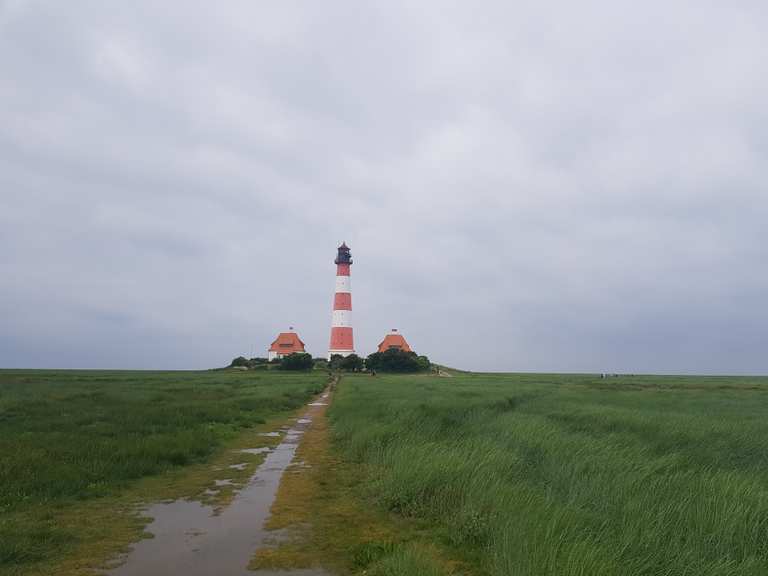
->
<box><xmin>329</xmin><ymin>354</ymin><xmax>345</xmax><ymax>370</ymax></box>
<box><xmin>340</xmin><ymin>354</ymin><xmax>364</xmax><ymax>372</ymax></box>
<box><xmin>279</xmin><ymin>352</ymin><xmax>314</xmax><ymax>371</ymax></box>
<box><xmin>229</xmin><ymin>356</ymin><xmax>249</xmax><ymax>368</ymax></box>
<box><xmin>365</xmin><ymin>349</ymin><xmax>430</xmax><ymax>373</ymax></box>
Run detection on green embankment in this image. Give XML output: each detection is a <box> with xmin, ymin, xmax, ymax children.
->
<box><xmin>329</xmin><ymin>372</ymin><xmax>768</xmax><ymax>575</ymax></box>
<box><xmin>0</xmin><ymin>369</ymin><xmax>326</xmax><ymax>575</ymax></box>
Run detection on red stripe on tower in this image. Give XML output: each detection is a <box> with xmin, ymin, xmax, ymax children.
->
<box><xmin>328</xmin><ymin>242</ymin><xmax>355</xmax><ymax>359</ymax></box>
<box><xmin>333</xmin><ymin>293</ymin><xmax>352</xmax><ymax>310</ymax></box>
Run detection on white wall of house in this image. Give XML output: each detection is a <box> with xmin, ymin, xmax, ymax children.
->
<box><xmin>268</xmin><ymin>349</ymin><xmax>304</xmax><ymax>360</ymax></box>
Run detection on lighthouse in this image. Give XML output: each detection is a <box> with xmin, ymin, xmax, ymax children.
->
<box><xmin>328</xmin><ymin>242</ymin><xmax>355</xmax><ymax>360</ymax></box>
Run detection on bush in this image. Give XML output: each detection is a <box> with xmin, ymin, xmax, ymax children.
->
<box><xmin>366</xmin><ymin>349</ymin><xmax>431</xmax><ymax>373</ymax></box>
<box><xmin>340</xmin><ymin>354</ymin><xmax>364</xmax><ymax>372</ymax></box>
<box><xmin>329</xmin><ymin>354</ymin><xmax>345</xmax><ymax>370</ymax></box>
<box><xmin>328</xmin><ymin>354</ymin><xmax>365</xmax><ymax>372</ymax></box>
<box><xmin>279</xmin><ymin>352</ymin><xmax>314</xmax><ymax>371</ymax></box>
<box><xmin>313</xmin><ymin>358</ymin><xmax>329</xmax><ymax>370</ymax></box>
<box><xmin>230</xmin><ymin>356</ymin><xmax>249</xmax><ymax>368</ymax></box>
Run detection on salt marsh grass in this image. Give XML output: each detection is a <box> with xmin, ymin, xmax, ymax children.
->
<box><xmin>330</xmin><ymin>373</ymin><xmax>768</xmax><ymax>575</ymax></box>
<box><xmin>0</xmin><ymin>369</ymin><xmax>325</xmax><ymax>574</ymax></box>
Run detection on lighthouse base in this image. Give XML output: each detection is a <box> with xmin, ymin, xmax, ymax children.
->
<box><xmin>328</xmin><ymin>349</ymin><xmax>356</xmax><ymax>361</ymax></box>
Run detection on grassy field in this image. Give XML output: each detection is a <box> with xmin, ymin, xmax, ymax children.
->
<box><xmin>5</xmin><ymin>369</ymin><xmax>768</xmax><ymax>576</ymax></box>
<box><xmin>329</xmin><ymin>372</ymin><xmax>768</xmax><ymax>575</ymax></box>
<box><xmin>0</xmin><ymin>369</ymin><xmax>326</xmax><ymax>575</ymax></box>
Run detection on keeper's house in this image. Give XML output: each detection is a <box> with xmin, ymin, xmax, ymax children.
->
<box><xmin>377</xmin><ymin>329</ymin><xmax>412</xmax><ymax>353</ymax></box>
<box><xmin>268</xmin><ymin>328</ymin><xmax>306</xmax><ymax>360</ymax></box>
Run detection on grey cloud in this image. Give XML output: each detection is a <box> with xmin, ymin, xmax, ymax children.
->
<box><xmin>1</xmin><ymin>0</ymin><xmax>767</xmax><ymax>373</ymax></box>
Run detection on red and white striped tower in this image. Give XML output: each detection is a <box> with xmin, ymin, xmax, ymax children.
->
<box><xmin>328</xmin><ymin>242</ymin><xmax>355</xmax><ymax>360</ymax></box>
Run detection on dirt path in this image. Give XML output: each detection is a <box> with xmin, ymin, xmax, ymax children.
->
<box><xmin>107</xmin><ymin>391</ymin><xmax>333</xmax><ymax>576</ymax></box>
<box><xmin>248</xmin><ymin>374</ymin><xmax>469</xmax><ymax>575</ymax></box>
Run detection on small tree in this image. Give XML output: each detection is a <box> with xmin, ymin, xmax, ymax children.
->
<box><xmin>366</xmin><ymin>349</ymin><xmax>431</xmax><ymax>373</ymax></box>
<box><xmin>329</xmin><ymin>354</ymin><xmax>345</xmax><ymax>371</ymax></box>
<box><xmin>340</xmin><ymin>353</ymin><xmax>364</xmax><ymax>372</ymax></box>
<box><xmin>416</xmin><ymin>355</ymin><xmax>431</xmax><ymax>372</ymax></box>
<box><xmin>313</xmin><ymin>358</ymin><xmax>329</xmax><ymax>370</ymax></box>
<box><xmin>365</xmin><ymin>352</ymin><xmax>382</xmax><ymax>372</ymax></box>
<box><xmin>279</xmin><ymin>352</ymin><xmax>314</xmax><ymax>371</ymax></box>
<box><xmin>230</xmin><ymin>356</ymin><xmax>249</xmax><ymax>368</ymax></box>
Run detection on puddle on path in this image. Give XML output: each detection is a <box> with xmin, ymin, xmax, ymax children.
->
<box><xmin>239</xmin><ymin>447</ymin><xmax>271</xmax><ymax>456</ymax></box>
<box><xmin>107</xmin><ymin>399</ymin><xmax>331</xmax><ymax>576</ymax></box>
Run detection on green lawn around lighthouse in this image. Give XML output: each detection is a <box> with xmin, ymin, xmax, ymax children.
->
<box><xmin>0</xmin><ymin>369</ymin><xmax>326</xmax><ymax>576</ymax></box>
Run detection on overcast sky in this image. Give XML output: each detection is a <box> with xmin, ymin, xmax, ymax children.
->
<box><xmin>2</xmin><ymin>1</ymin><xmax>767</xmax><ymax>373</ymax></box>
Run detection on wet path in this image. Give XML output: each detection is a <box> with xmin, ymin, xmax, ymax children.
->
<box><xmin>108</xmin><ymin>394</ymin><xmax>331</xmax><ymax>576</ymax></box>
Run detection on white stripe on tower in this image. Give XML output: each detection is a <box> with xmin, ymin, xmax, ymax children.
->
<box><xmin>335</xmin><ymin>276</ymin><xmax>351</xmax><ymax>293</ymax></box>
<box><xmin>332</xmin><ymin>310</ymin><xmax>352</xmax><ymax>326</ymax></box>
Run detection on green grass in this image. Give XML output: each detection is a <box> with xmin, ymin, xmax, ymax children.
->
<box><xmin>0</xmin><ymin>369</ymin><xmax>326</xmax><ymax>574</ymax></box>
<box><xmin>329</xmin><ymin>372</ymin><xmax>768</xmax><ymax>575</ymax></box>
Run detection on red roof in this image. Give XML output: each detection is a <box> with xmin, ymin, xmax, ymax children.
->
<box><xmin>377</xmin><ymin>332</ymin><xmax>412</xmax><ymax>353</ymax></box>
<box><xmin>269</xmin><ymin>332</ymin><xmax>306</xmax><ymax>353</ymax></box>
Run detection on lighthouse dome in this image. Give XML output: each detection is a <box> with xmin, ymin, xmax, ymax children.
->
<box><xmin>335</xmin><ymin>242</ymin><xmax>352</xmax><ymax>264</ymax></box>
